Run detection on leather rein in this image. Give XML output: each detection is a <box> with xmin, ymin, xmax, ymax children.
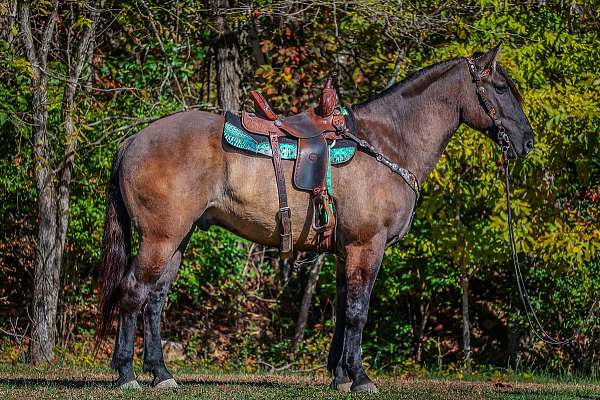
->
<box><xmin>466</xmin><ymin>56</ymin><xmax>596</xmax><ymax>346</ymax></box>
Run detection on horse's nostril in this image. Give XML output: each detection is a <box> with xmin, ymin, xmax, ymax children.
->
<box><xmin>524</xmin><ymin>139</ymin><xmax>534</xmax><ymax>153</ymax></box>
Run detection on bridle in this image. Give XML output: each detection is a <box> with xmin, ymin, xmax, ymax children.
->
<box><xmin>466</xmin><ymin>57</ymin><xmax>511</xmax><ymax>155</ymax></box>
<box><xmin>466</xmin><ymin>56</ymin><xmax>596</xmax><ymax>346</ymax></box>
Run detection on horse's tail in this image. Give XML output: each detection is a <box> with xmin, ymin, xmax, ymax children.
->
<box><xmin>95</xmin><ymin>139</ymin><xmax>132</xmax><ymax>349</ymax></box>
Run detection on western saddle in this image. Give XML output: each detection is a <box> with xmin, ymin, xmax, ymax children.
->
<box><xmin>240</xmin><ymin>75</ymin><xmax>347</xmax><ymax>258</ymax></box>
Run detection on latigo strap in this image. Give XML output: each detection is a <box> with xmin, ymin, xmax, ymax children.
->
<box><xmin>269</xmin><ymin>131</ymin><xmax>293</xmax><ymax>257</ymax></box>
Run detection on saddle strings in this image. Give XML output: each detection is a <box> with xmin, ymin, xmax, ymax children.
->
<box><xmin>502</xmin><ymin>150</ymin><xmax>598</xmax><ymax>346</ymax></box>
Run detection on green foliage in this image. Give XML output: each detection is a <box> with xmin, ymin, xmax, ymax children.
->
<box><xmin>0</xmin><ymin>0</ymin><xmax>598</xmax><ymax>375</ymax></box>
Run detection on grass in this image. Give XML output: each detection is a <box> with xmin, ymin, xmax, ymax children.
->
<box><xmin>1</xmin><ymin>365</ymin><xmax>600</xmax><ymax>399</ymax></box>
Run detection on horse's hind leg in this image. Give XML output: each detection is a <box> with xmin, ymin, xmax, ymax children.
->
<box><xmin>111</xmin><ymin>235</ymin><xmax>187</xmax><ymax>388</ymax></box>
<box><xmin>142</xmin><ymin>241</ymin><xmax>188</xmax><ymax>387</ymax></box>
<box><xmin>110</xmin><ymin>256</ymin><xmax>146</xmax><ymax>389</ymax></box>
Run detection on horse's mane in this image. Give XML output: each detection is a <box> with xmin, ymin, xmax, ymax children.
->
<box><xmin>353</xmin><ymin>55</ymin><xmax>522</xmax><ymax>109</ymax></box>
<box><xmin>353</xmin><ymin>57</ymin><xmax>464</xmax><ymax>110</ymax></box>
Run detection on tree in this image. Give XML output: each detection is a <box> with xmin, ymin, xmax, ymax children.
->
<box><xmin>18</xmin><ymin>0</ymin><xmax>100</xmax><ymax>364</ymax></box>
<box><xmin>213</xmin><ymin>0</ymin><xmax>242</xmax><ymax>111</ymax></box>
<box><xmin>292</xmin><ymin>254</ymin><xmax>325</xmax><ymax>354</ymax></box>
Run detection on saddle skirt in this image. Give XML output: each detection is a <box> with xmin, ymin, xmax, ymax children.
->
<box><xmin>223</xmin><ymin>112</ymin><xmax>356</xmax><ymax>190</ymax></box>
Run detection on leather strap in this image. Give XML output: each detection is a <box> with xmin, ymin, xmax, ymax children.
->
<box><xmin>269</xmin><ymin>131</ymin><xmax>293</xmax><ymax>258</ymax></box>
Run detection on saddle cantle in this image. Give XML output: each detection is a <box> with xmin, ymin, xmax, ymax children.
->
<box><xmin>226</xmin><ymin>75</ymin><xmax>350</xmax><ymax>257</ymax></box>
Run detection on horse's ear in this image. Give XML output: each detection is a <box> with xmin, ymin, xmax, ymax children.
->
<box><xmin>477</xmin><ymin>43</ymin><xmax>501</xmax><ymax>74</ymax></box>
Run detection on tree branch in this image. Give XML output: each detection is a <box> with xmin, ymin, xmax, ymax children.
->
<box><xmin>39</xmin><ymin>0</ymin><xmax>60</xmax><ymax>67</ymax></box>
<box><xmin>138</xmin><ymin>0</ymin><xmax>186</xmax><ymax>108</ymax></box>
<box><xmin>18</xmin><ymin>1</ymin><xmax>38</xmax><ymax>67</ymax></box>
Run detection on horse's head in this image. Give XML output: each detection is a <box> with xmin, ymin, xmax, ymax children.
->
<box><xmin>461</xmin><ymin>45</ymin><xmax>534</xmax><ymax>157</ymax></box>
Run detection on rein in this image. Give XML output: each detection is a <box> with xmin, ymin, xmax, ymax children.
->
<box><xmin>467</xmin><ymin>56</ymin><xmax>597</xmax><ymax>346</ymax></box>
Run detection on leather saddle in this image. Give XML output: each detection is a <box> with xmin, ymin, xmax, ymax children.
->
<box><xmin>240</xmin><ymin>75</ymin><xmax>346</xmax><ymax>257</ymax></box>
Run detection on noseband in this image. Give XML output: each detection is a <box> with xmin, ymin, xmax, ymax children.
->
<box><xmin>465</xmin><ymin>57</ymin><xmax>511</xmax><ymax>156</ymax></box>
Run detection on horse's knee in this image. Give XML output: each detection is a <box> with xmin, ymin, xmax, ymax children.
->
<box><xmin>346</xmin><ymin>301</ymin><xmax>368</xmax><ymax>329</ymax></box>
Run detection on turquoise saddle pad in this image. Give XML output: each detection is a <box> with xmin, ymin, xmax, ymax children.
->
<box><xmin>223</xmin><ymin>112</ymin><xmax>356</xmax><ymax>164</ymax></box>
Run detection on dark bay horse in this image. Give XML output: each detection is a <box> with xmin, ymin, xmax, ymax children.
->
<box><xmin>98</xmin><ymin>45</ymin><xmax>533</xmax><ymax>392</ymax></box>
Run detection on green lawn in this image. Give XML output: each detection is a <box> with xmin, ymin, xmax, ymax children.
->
<box><xmin>1</xmin><ymin>367</ymin><xmax>600</xmax><ymax>399</ymax></box>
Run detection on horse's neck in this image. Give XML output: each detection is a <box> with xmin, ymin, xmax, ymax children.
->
<box><xmin>352</xmin><ymin>62</ymin><xmax>464</xmax><ymax>184</ymax></box>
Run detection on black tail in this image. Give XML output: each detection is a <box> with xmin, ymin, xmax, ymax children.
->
<box><xmin>95</xmin><ymin>140</ymin><xmax>132</xmax><ymax>348</ymax></box>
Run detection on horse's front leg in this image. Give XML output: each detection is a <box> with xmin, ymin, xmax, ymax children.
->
<box><xmin>342</xmin><ymin>235</ymin><xmax>386</xmax><ymax>393</ymax></box>
<box><xmin>328</xmin><ymin>257</ymin><xmax>352</xmax><ymax>392</ymax></box>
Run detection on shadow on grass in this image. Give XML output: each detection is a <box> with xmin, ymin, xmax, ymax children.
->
<box><xmin>179</xmin><ymin>377</ymin><xmax>299</xmax><ymax>389</ymax></box>
<box><xmin>1</xmin><ymin>377</ymin><xmax>300</xmax><ymax>390</ymax></box>
<box><xmin>0</xmin><ymin>378</ymin><xmax>112</xmax><ymax>388</ymax></box>
<box><xmin>496</xmin><ymin>389</ymin><xmax>600</xmax><ymax>400</ymax></box>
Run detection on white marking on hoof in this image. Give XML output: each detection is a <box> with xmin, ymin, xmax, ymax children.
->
<box><xmin>335</xmin><ymin>382</ymin><xmax>352</xmax><ymax>393</ymax></box>
<box><xmin>119</xmin><ymin>380</ymin><xmax>141</xmax><ymax>390</ymax></box>
<box><xmin>352</xmin><ymin>382</ymin><xmax>379</xmax><ymax>394</ymax></box>
<box><xmin>155</xmin><ymin>378</ymin><xmax>178</xmax><ymax>388</ymax></box>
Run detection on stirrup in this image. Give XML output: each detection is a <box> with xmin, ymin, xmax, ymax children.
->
<box><xmin>311</xmin><ymin>190</ymin><xmax>335</xmax><ymax>233</ymax></box>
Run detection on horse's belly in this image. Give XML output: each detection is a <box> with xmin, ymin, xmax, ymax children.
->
<box><xmin>212</xmin><ymin>152</ymin><xmax>319</xmax><ymax>250</ymax></box>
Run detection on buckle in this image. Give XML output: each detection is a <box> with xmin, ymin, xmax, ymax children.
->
<box><xmin>278</xmin><ymin>206</ymin><xmax>291</xmax><ymax>220</ymax></box>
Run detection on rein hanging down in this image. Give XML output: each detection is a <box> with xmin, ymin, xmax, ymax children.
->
<box><xmin>467</xmin><ymin>56</ymin><xmax>597</xmax><ymax>346</ymax></box>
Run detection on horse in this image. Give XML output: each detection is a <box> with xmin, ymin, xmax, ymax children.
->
<box><xmin>97</xmin><ymin>45</ymin><xmax>534</xmax><ymax>392</ymax></box>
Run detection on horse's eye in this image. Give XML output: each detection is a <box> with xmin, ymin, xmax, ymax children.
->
<box><xmin>495</xmin><ymin>85</ymin><xmax>509</xmax><ymax>94</ymax></box>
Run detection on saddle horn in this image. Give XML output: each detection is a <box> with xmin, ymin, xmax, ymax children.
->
<box><xmin>318</xmin><ymin>73</ymin><xmax>338</xmax><ymax>117</ymax></box>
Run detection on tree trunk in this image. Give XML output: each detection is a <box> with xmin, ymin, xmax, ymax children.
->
<box><xmin>56</xmin><ymin>0</ymin><xmax>100</xmax><ymax>283</ymax></box>
<box><xmin>461</xmin><ymin>267</ymin><xmax>471</xmax><ymax>363</ymax></box>
<box><xmin>19</xmin><ymin>0</ymin><xmax>59</xmax><ymax>365</ymax></box>
<box><xmin>247</xmin><ymin>16</ymin><xmax>265</xmax><ymax>66</ymax></box>
<box><xmin>414</xmin><ymin>300</ymin><xmax>430</xmax><ymax>364</ymax></box>
<box><xmin>292</xmin><ymin>255</ymin><xmax>324</xmax><ymax>353</ymax></box>
<box><xmin>412</xmin><ymin>266</ymin><xmax>430</xmax><ymax>364</ymax></box>
<box><xmin>30</xmin><ymin>87</ymin><xmax>59</xmax><ymax>363</ymax></box>
<box><xmin>1</xmin><ymin>0</ymin><xmax>17</xmax><ymax>44</ymax></box>
<box><xmin>20</xmin><ymin>0</ymin><xmax>98</xmax><ymax>364</ymax></box>
<box><xmin>214</xmin><ymin>0</ymin><xmax>242</xmax><ymax>112</ymax></box>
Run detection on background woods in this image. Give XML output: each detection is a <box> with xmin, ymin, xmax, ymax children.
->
<box><xmin>0</xmin><ymin>0</ymin><xmax>598</xmax><ymax>376</ymax></box>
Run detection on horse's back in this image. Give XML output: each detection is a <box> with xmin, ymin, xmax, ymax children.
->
<box><xmin>124</xmin><ymin>110</ymin><xmax>223</xmax><ymax>159</ymax></box>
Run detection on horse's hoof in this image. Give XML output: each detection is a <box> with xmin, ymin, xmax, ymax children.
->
<box><xmin>154</xmin><ymin>378</ymin><xmax>178</xmax><ymax>388</ymax></box>
<box><xmin>330</xmin><ymin>376</ymin><xmax>352</xmax><ymax>393</ymax></box>
<box><xmin>334</xmin><ymin>382</ymin><xmax>352</xmax><ymax>392</ymax></box>
<box><xmin>119</xmin><ymin>380</ymin><xmax>141</xmax><ymax>390</ymax></box>
<box><xmin>351</xmin><ymin>381</ymin><xmax>379</xmax><ymax>393</ymax></box>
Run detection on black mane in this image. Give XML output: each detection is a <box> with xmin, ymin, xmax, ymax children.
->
<box><xmin>353</xmin><ymin>57</ymin><xmax>464</xmax><ymax>110</ymax></box>
<box><xmin>353</xmin><ymin>55</ymin><xmax>522</xmax><ymax>110</ymax></box>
